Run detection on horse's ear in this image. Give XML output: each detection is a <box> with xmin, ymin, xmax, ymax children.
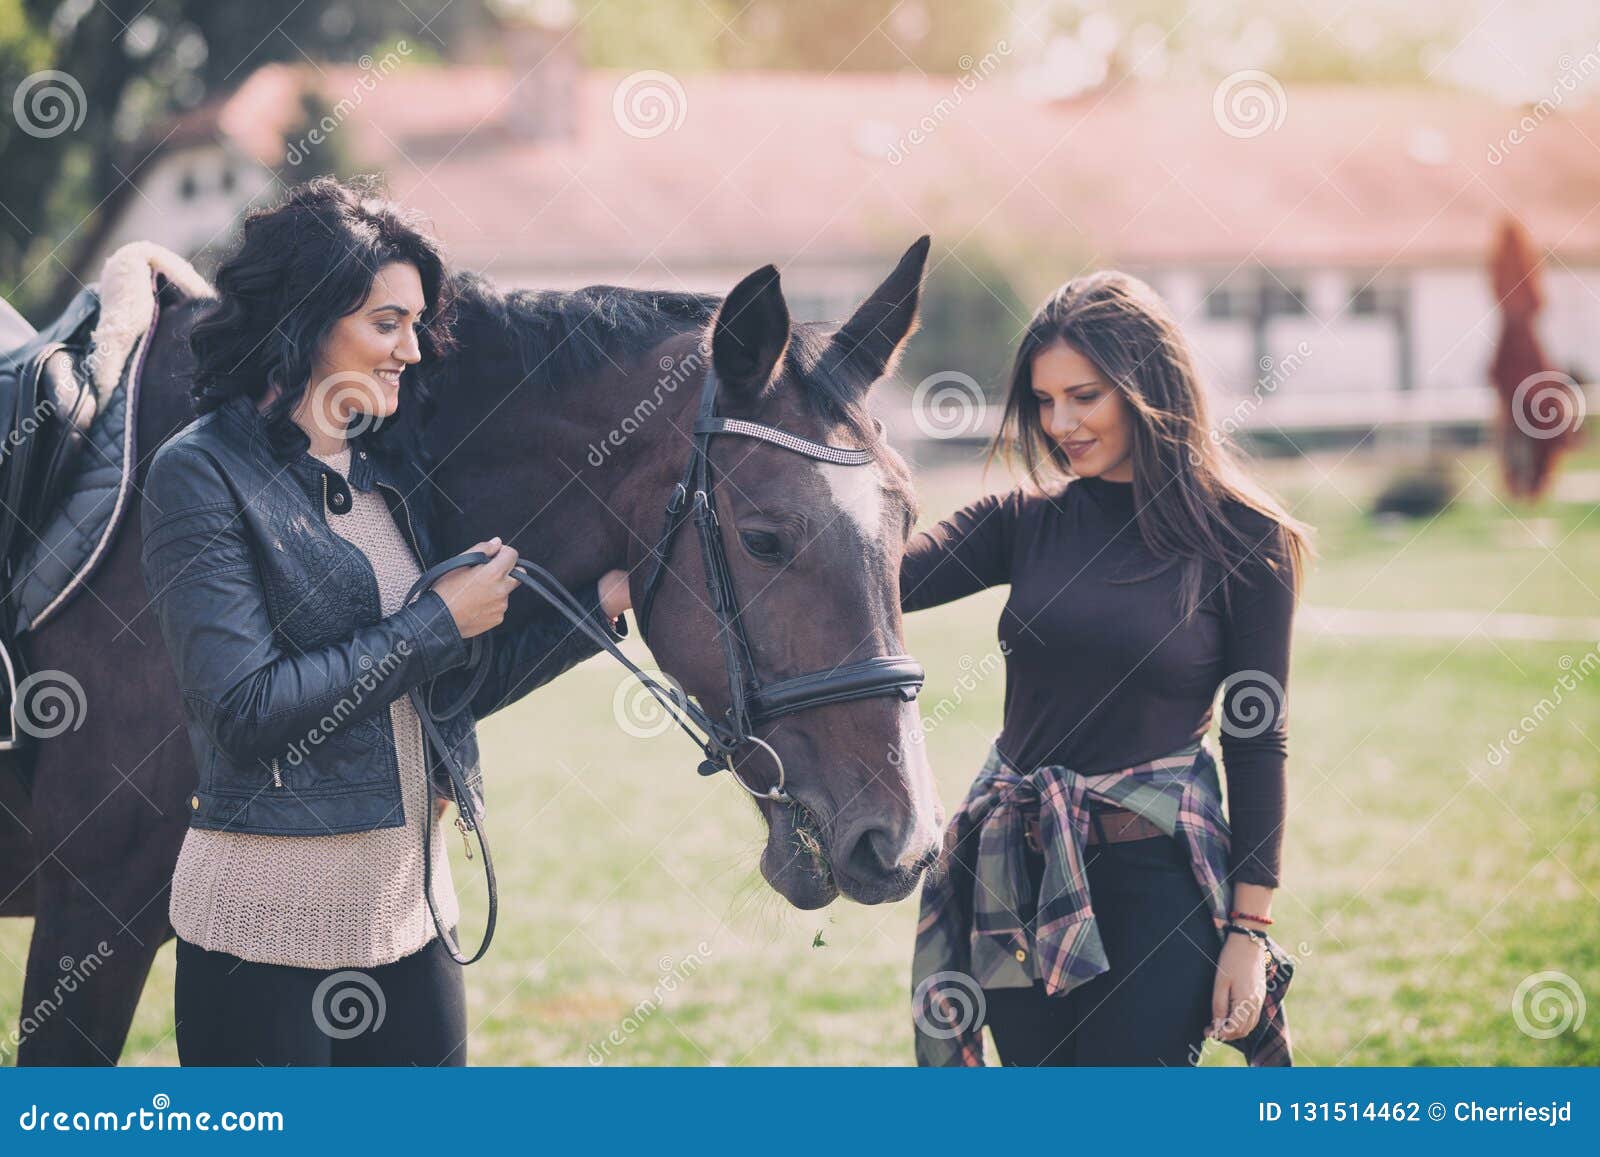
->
<box><xmin>711</xmin><ymin>264</ymin><xmax>790</xmax><ymax>405</ymax></box>
<box><xmin>825</xmin><ymin>234</ymin><xmax>930</xmax><ymax>393</ymax></box>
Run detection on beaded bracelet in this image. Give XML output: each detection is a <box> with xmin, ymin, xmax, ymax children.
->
<box><xmin>1229</xmin><ymin>909</ymin><xmax>1273</xmax><ymax>925</ymax></box>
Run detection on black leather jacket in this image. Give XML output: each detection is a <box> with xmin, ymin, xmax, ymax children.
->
<box><xmin>140</xmin><ymin>393</ymin><xmax>617</xmax><ymax>836</ymax></box>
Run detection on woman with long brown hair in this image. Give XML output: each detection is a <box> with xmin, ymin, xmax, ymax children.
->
<box><xmin>904</xmin><ymin>271</ymin><xmax>1310</xmax><ymax>1066</ymax></box>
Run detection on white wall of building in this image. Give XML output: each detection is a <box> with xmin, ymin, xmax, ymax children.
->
<box><xmin>1541</xmin><ymin>267</ymin><xmax>1600</xmax><ymax>383</ymax></box>
<box><xmin>94</xmin><ymin>145</ymin><xmax>1599</xmax><ymax>442</ymax></box>
<box><xmin>1151</xmin><ymin>261</ymin><xmax>1597</xmax><ymax>401</ymax></box>
<box><xmin>1411</xmin><ymin>268</ymin><xmax>1499</xmax><ymax>393</ymax></box>
<box><xmin>86</xmin><ymin>146</ymin><xmax>274</xmax><ymax>276</ymax></box>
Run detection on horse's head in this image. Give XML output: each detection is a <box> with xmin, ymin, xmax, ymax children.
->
<box><xmin>425</xmin><ymin>242</ymin><xmax>942</xmax><ymax>910</ymax></box>
<box><xmin>635</xmin><ymin>238</ymin><xmax>942</xmax><ymax>908</ymax></box>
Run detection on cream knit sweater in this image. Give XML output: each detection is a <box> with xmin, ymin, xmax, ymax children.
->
<box><xmin>168</xmin><ymin>443</ymin><xmax>460</xmax><ymax>968</ymax></box>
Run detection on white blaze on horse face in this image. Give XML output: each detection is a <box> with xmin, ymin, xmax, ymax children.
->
<box><xmin>898</xmin><ymin>698</ymin><xmax>941</xmax><ymax>852</ymax></box>
<box><xmin>814</xmin><ymin>460</ymin><xmax>889</xmax><ymax>551</ymax></box>
<box><xmin>815</xmin><ymin>458</ymin><xmax>941</xmax><ymax>852</ymax></box>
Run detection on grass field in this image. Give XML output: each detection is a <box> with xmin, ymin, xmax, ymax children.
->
<box><xmin>3</xmin><ymin>438</ymin><xmax>1597</xmax><ymax>1066</ymax></box>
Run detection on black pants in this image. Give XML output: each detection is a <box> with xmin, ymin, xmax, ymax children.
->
<box><xmin>174</xmin><ymin>932</ymin><xmax>467</xmax><ymax>1066</ymax></box>
<box><xmin>982</xmin><ymin>824</ymin><xmax>1221</xmax><ymax>1067</ymax></box>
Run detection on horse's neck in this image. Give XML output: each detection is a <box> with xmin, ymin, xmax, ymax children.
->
<box><xmin>544</xmin><ymin>353</ymin><xmax>703</xmax><ymax>569</ymax></box>
<box><xmin>432</xmin><ymin>334</ymin><xmax>702</xmax><ymax>586</ymax></box>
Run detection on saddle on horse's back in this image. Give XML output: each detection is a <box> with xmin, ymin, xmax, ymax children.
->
<box><xmin>0</xmin><ymin>242</ymin><xmax>212</xmax><ymax>760</ymax></box>
<box><xmin>0</xmin><ymin>287</ymin><xmax>103</xmax><ymax>751</ymax></box>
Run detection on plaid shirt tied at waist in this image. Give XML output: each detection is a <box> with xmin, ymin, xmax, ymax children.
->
<box><xmin>911</xmin><ymin>740</ymin><xmax>1296</xmax><ymax>1067</ymax></box>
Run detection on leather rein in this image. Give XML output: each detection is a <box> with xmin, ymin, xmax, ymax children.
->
<box><xmin>404</xmin><ymin>365</ymin><xmax>925</xmax><ymax>964</ymax></box>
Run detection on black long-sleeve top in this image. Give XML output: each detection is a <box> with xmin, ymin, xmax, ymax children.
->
<box><xmin>899</xmin><ymin>474</ymin><xmax>1294</xmax><ymax>887</ymax></box>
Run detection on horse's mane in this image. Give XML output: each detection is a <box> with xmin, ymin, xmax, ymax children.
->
<box><xmin>449</xmin><ymin>272</ymin><xmax>718</xmax><ymax>391</ymax></box>
<box><xmin>446</xmin><ymin>273</ymin><xmax>878</xmax><ymax>440</ymax></box>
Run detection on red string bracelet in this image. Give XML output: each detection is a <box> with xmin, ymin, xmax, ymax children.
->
<box><xmin>1229</xmin><ymin>910</ymin><xmax>1273</xmax><ymax>925</ymax></box>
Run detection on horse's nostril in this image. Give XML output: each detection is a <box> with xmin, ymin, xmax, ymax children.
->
<box><xmin>843</xmin><ymin>825</ymin><xmax>899</xmax><ymax>881</ymax></box>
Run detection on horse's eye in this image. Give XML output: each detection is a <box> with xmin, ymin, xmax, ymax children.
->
<box><xmin>739</xmin><ymin>529</ymin><xmax>783</xmax><ymax>560</ymax></box>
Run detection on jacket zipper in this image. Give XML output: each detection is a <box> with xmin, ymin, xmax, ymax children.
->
<box><xmin>375</xmin><ymin>477</ymin><xmax>456</xmax><ymax>815</ymax></box>
<box><xmin>271</xmin><ymin>757</ymin><xmax>282</xmax><ymax>788</ymax></box>
<box><xmin>374</xmin><ymin>480</ymin><xmax>423</xmax><ymax>563</ymax></box>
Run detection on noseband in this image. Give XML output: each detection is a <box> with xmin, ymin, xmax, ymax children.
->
<box><xmin>406</xmin><ymin>365</ymin><xmax>924</xmax><ymax>963</ymax></box>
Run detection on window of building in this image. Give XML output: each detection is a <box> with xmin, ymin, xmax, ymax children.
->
<box><xmin>1263</xmin><ymin>278</ymin><xmax>1308</xmax><ymax>316</ymax></box>
<box><xmin>1349</xmin><ymin>280</ymin><xmax>1403</xmax><ymax>316</ymax></box>
<box><xmin>1205</xmin><ymin>284</ymin><xmax>1244</xmax><ymax>319</ymax></box>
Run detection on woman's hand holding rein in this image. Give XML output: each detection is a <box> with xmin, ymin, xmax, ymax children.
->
<box><xmin>433</xmin><ymin>537</ymin><xmax>633</xmax><ymax>640</ymax></box>
<box><xmin>433</xmin><ymin>537</ymin><xmax>519</xmax><ymax>639</ymax></box>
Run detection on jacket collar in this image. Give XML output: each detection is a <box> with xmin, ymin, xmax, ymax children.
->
<box><xmin>218</xmin><ymin>393</ymin><xmax>395</xmax><ymax>493</ymax></box>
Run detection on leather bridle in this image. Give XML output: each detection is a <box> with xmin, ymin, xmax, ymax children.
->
<box><xmin>630</xmin><ymin>365</ymin><xmax>925</xmax><ymax>802</ymax></box>
<box><xmin>405</xmin><ymin>364</ymin><xmax>924</xmax><ymax>964</ymax></box>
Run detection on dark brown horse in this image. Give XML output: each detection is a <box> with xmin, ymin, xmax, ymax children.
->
<box><xmin>0</xmin><ymin>238</ymin><xmax>940</xmax><ymax>1065</ymax></box>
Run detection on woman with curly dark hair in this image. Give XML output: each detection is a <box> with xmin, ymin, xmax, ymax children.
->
<box><xmin>904</xmin><ymin>271</ymin><xmax>1310</xmax><ymax>1067</ymax></box>
<box><xmin>140</xmin><ymin>177</ymin><xmax>629</xmax><ymax>1066</ymax></box>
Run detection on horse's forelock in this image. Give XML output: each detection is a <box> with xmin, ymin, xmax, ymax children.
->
<box><xmin>784</xmin><ymin>324</ymin><xmax>880</xmax><ymax>443</ymax></box>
